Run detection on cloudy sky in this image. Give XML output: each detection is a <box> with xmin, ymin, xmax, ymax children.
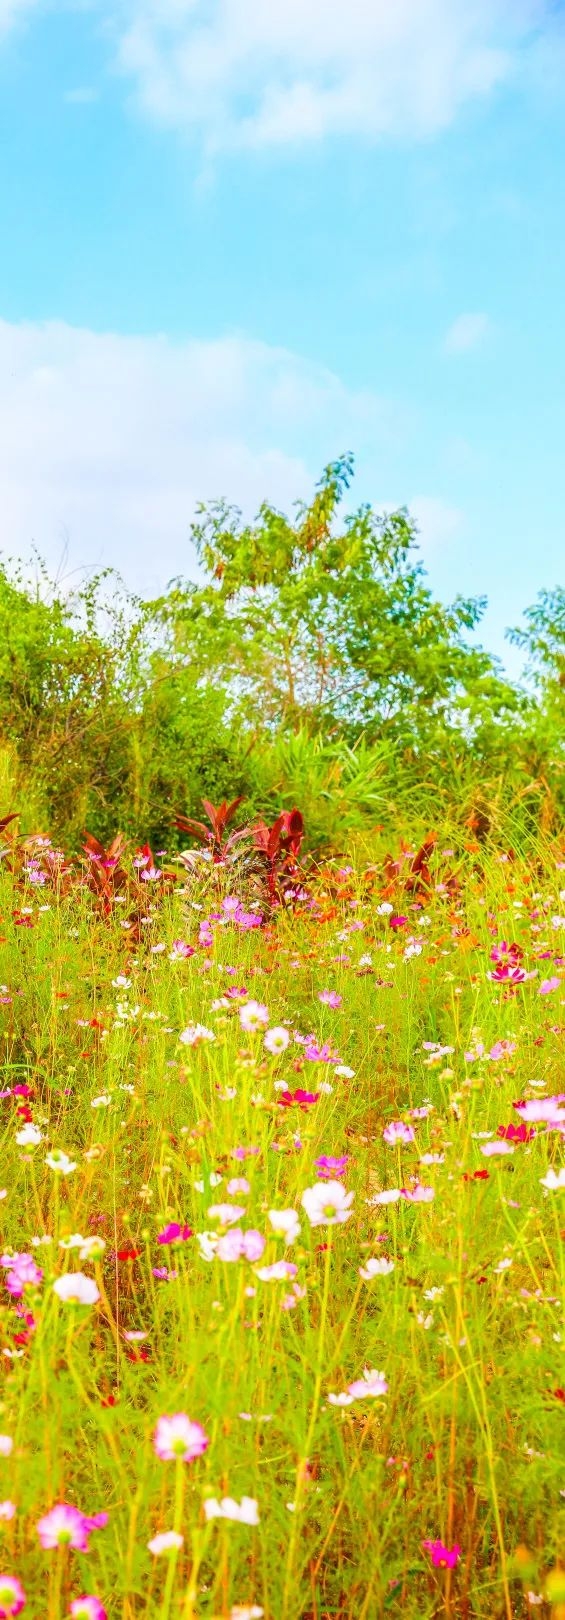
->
<box><xmin>0</xmin><ymin>0</ymin><xmax>564</xmax><ymax>671</ymax></box>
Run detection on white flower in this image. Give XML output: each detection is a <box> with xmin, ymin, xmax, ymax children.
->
<box><xmin>91</xmin><ymin>1094</ymin><xmax>112</xmax><ymax>1109</ymax></box>
<box><xmin>15</xmin><ymin>1123</ymin><xmax>42</xmax><ymax>1147</ymax></box>
<box><xmin>0</xmin><ymin>1437</ymin><xmax>13</xmax><ymax>1457</ymax></box>
<box><xmin>194</xmin><ymin>1173</ymin><xmax>223</xmax><ymax>1192</ymax></box>
<box><xmin>147</xmin><ymin>1530</ymin><xmax>183</xmax><ymax>1556</ymax></box>
<box><xmin>301</xmin><ymin>1181</ymin><xmax>354</xmax><ymax>1227</ymax></box>
<box><xmin>207</xmin><ymin>1204</ymin><xmax>246</xmax><ymax>1226</ymax></box>
<box><xmin>264</xmin><ymin>1026</ymin><xmax>290</xmax><ymax>1055</ymax></box>
<box><xmin>52</xmin><ymin>1273</ymin><xmax>100</xmax><ymax>1305</ymax></box>
<box><xmin>196</xmin><ymin>1231</ymin><xmax>218</xmax><ymax>1262</ymax></box>
<box><xmin>45</xmin><ymin>1150</ymin><xmax>77</xmax><ymax>1175</ymax></box>
<box><xmin>204</xmin><ymin>1496</ymin><xmax>259</xmax><ymax>1526</ymax></box>
<box><xmin>377</xmin><ymin>902</ymin><xmax>393</xmax><ymax>915</ymax></box>
<box><xmin>367</xmin><ymin>1188</ymin><xmax>401</xmax><ymax>1206</ymax></box>
<box><xmin>540</xmin><ymin>1166</ymin><xmax>565</xmax><ymax>1190</ymax></box>
<box><xmin>179</xmin><ymin>1024</ymin><xmax>215</xmax><ymax>1046</ymax></box>
<box><xmin>334</xmin><ymin>1065</ymin><xmax>355</xmax><ymax>1079</ymax></box>
<box><xmin>239</xmin><ymin>1001</ymin><xmax>269</xmax><ymax>1033</ymax></box>
<box><xmin>78</xmin><ymin>1236</ymin><xmax>106</xmax><ymax>1260</ymax></box>
<box><xmin>59</xmin><ymin>1233</ymin><xmax>85</xmax><ymax>1250</ymax></box>
<box><xmin>268</xmin><ymin>1209</ymin><xmax>301</xmax><ymax>1244</ymax></box>
<box><xmin>359</xmin><ymin>1256</ymin><xmax>394</xmax><ymax>1280</ymax></box>
<box><xmin>230</xmin><ymin>1607</ymin><xmax>264</xmax><ymax>1620</ymax></box>
<box><xmin>112</xmin><ymin>975</ymin><xmax>131</xmax><ymax>988</ymax></box>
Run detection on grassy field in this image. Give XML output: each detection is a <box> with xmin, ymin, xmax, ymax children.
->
<box><xmin>0</xmin><ymin>831</ymin><xmax>563</xmax><ymax>1619</ymax></box>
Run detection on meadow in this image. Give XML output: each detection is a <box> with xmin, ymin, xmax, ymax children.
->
<box><xmin>0</xmin><ymin>812</ymin><xmax>563</xmax><ymax>1620</ymax></box>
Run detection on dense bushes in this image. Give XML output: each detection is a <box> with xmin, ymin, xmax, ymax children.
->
<box><xmin>0</xmin><ymin>458</ymin><xmax>563</xmax><ymax>852</ymax></box>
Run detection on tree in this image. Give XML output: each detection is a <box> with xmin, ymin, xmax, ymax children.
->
<box><xmin>154</xmin><ymin>455</ymin><xmax>519</xmax><ymax>750</ymax></box>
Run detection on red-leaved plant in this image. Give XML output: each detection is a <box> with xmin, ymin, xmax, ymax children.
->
<box><xmin>253</xmin><ymin>808</ymin><xmax>304</xmax><ymax>905</ymax></box>
<box><xmin>175</xmin><ymin>798</ymin><xmax>251</xmax><ymax>864</ymax></box>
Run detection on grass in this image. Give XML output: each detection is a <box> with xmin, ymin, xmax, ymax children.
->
<box><xmin>0</xmin><ymin>834</ymin><xmax>563</xmax><ymax>1619</ymax></box>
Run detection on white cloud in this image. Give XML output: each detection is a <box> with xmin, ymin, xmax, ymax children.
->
<box><xmin>0</xmin><ymin>0</ymin><xmax>39</xmax><ymax>35</ymax></box>
<box><xmin>0</xmin><ymin>317</ymin><xmax>393</xmax><ymax>595</ymax></box>
<box><xmin>114</xmin><ymin>0</ymin><xmax>548</xmax><ymax>150</ymax></box>
<box><xmin>444</xmin><ymin>312</ymin><xmax>490</xmax><ymax>353</ymax></box>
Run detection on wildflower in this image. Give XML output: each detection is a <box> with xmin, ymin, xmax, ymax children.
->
<box><xmin>328</xmin><ymin>1368</ymin><xmax>388</xmax><ymax>1405</ymax></box>
<box><xmin>334</xmin><ymin>1064</ymin><xmax>355</xmax><ymax>1079</ymax></box>
<box><xmin>179</xmin><ymin>1025</ymin><xmax>215</xmax><ymax>1046</ymax></box>
<box><xmin>169</xmin><ymin>941</ymin><xmax>194</xmax><ymax>959</ymax></box>
<box><xmin>69</xmin><ymin>1600</ymin><xmax>107</xmax><ymax>1620</ymax></box>
<box><xmin>368</xmin><ymin>1188</ymin><xmax>401</xmax><ymax>1205</ymax></box>
<box><xmin>255</xmin><ymin>1260</ymin><xmax>297</xmax><ymax>1281</ymax></box>
<box><xmin>227</xmin><ymin>1177</ymin><xmax>250</xmax><ymax>1195</ymax></box>
<box><xmin>278</xmin><ymin>1089</ymin><xmax>319</xmax><ymax>1109</ymax></box>
<box><xmin>147</xmin><ymin>1531</ymin><xmax>183</xmax><ymax>1555</ymax></box>
<box><xmin>0</xmin><ymin>1442</ymin><xmax>12</xmax><ymax>1459</ymax></box>
<box><xmin>207</xmin><ymin>1204</ymin><xmax>246</xmax><ymax>1226</ymax></box>
<box><xmin>515</xmin><ymin>1097</ymin><xmax>565</xmax><ymax>1124</ymax></box>
<box><xmin>52</xmin><ymin>1275</ymin><xmax>100</xmax><ymax>1305</ymax></box>
<box><xmin>383</xmin><ymin>1121</ymin><xmax>415</xmax><ymax>1146</ymax></box>
<box><xmin>153</xmin><ymin>1414</ymin><xmax>209</xmax><ymax>1462</ymax></box>
<box><xmin>0</xmin><ymin>1504</ymin><xmax>15</xmax><ymax>1521</ymax></box>
<box><xmin>318</xmin><ymin>990</ymin><xmax>342</xmax><ymax>1008</ymax></box>
<box><xmin>540</xmin><ymin>1167</ymin><xmax>565</xmax><ymax>1190</ymax></box>
<box><xmin>268</xmin><ymin>1209</ymin><xmax>300</xmax><ymax>1244</ymax></box>
<box><xmin>45</xmin><ymin>1151</ymin><xmax>77</xmax><ymax>1175</ymax></box>
<box><xmin>264</xmin><ymin>1026</ymin><xmax>290</xmax><ymax>1054</ymax></box>
<box><xmin>216</xmin><ymin>1229</ymin><xmax>265</xmax><ymax>1262</ymax></box>
<box><xmin>78</xmin><ymin>1237</ymin><xmax>106</xmax><ymax>1261</ymax></box>
<box><xmin>0</xmin><ymin>1576</ymin><xmax>25</xmax><ymax>1618</ymax></box>
<box><xmin>239</xmin><ymin>1001</ymin><xmax>269</xmax><ymax>1032</ymax></box>
<box><xmin>2</xmin><ymin>1255</ymin><xmax>42</xmax><ymax>1296</ymax></box>
<box><xmin>90</xmin><ymin>1096</ymin><xmax>112</xmax><ymax>1109</ymax></box>
<box><xmin>15</xmin><ymin>1124</ymin><xmax>41</xmax><ymax>1147</ymax></box>
<box><xmin>157</xmin><ymin>1223</ymin><xmax>192</xmax><ymax>1244</ymax></box>
<box><xmin>359</xmin><ymin>1257</ymin><xmax>395</xmax><ymax>1279</ymax></box>
<box><xmin>315</xmin><ymin>1155</ymin><xmax>349</xmax><ymax>1179</ymax></box>
<box><xmin>230</xmin><ymin>1607</ymin><xmax>264</xmax><ymax>1620</ymax></box>
<box><xmin>301</xmin><ymin>1181</ymin><xmax>354</xmax><ymax>1227</ymax></box>
<box><xmin>400</xmin><ymin>1184</ymin><xmax>434</xmax><ymax>1202</ymax></box>
<box><xmin>480</xmin><ymin>1141</ymin><xmax>515</xmax><ymax>1157</ymax></box>
<box><xmin>203</xmin><ymin>1496</ymin><xmax>259</xmax><ymax>1526</ymax></box>
<box><xmin>539</xmin><ymin>977</ymin><xmax>560</xmax><ymax>994</ymax></box>
<box><xmin>36</xmin><ymin>1504</ymin><xmax>105</xmax><ymax>1551</ymax></box>
<box><xmin>422</xmin><ymin>1539</ymin><xmax>461</xmax><ymax>1569</ymax></box>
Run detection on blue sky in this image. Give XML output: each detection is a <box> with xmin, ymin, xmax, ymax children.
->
<box><xmin>0</xmin><ymin>0</ymin><xmax>564</xmax><ymax>676</ymax></box>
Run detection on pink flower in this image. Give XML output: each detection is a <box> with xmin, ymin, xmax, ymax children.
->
<box><xmin>315</xmin><ymin>1155</ymin><xmax>349</xmax><ymax>1180</ymax></box>
<box><xmin>153</xmin><ymin>1414</ymin><xmax>209</xmax><ymax>1463</ymax></box>
<box><xmin>263</xmin><ymin>1027</ymin><xmax>290</xmax><ymax>1055</ymax></box>
<box><xmin>216</xmin><ymin>1229</ymin><xmax>265</xmax><ymax>1262</ymax></box>
<box><xmin>422</xmin><ymin>1539</ymin><xmax>461</xmax><ymax>1569</ymax></box>
<box><xmin>255</xmin><ymin>1261</ymin><xmax>297</xmax><ymax>1282</ymax></box>
<box><xmin>383</xmin><ymin>1121</ymin><xmax>415</xmax><ymax>1146</ymax></box>
<box><xmin>0</xmin><ymin>1505</ymin><xmax>15</xmax><ymax>1522</ymax></box>
<box><xmin>69</xmin><ymin>1599</ymin><xmax>107</xmax><ymax>1620</ymax></box>
<box><xmin>147</xmin><ymin>1531</ymin><xmax>184</xmax><ymax>1556</ymax></box>
<box><xmin>539</xmin><ymin>977</ymin><xmax>560</xmax><ymax>994</ymax></box>
<box><xmin>157</xmin><ymin>1223</ymin><xmax>192</xmax><ymax>1245</ymax></box>
<box><xmin>301</xmin><ymin>1182</ymin><xmax>354</xmax><ymax>1227</ymax></box>
<box><xmin>239</xmin><ymin>1000</ymin><xmax>269</xmax><ymax>1032</ymax></box>
<box><xmin>515</xmin><ymin>1097</ymin><xmax>565</xmax><ymax>1124</ymax></box>
<box><xmin>36</xmin><ymin>1504</ymin><xmax>105</xmax><ymax>1552</ymax></box>
<box><xmin>400</xmin><ymin>1183</ymin><xmax>434</xmax><ymax>1202</ymax></box>
<box><xmin>480</xmin><ymin>1140</ymin><xmax>514</xmax><ymax>1158</ymax></box>
<box><xmin>2</xmin><ymin>1254</ymin><xmax>42</xmax><ymax>1297</ymax></box>
<box><xmin>0</xmin><ymin>1576</ymin><xmax>25</xmax><ymax>1618</ymax></box>
<box><xmin>318</xmin><ymin>991</ymin><xmax>342</xmax><ymax>1009</ymax></box>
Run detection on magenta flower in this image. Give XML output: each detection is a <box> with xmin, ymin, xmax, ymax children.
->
<box><xmin>0</xmin><ymin>1576</ymin><xmax>25</xmax><ymax>1619</ymax></box>
<box><xmin>315</xmin><ymin>1155</ymin><xmax>350</xmax><ymax>1180</ymax></box>
<box><xmin>36</xmin><ymin>1504</ymin><xmax>106</xmax><ymax>1552</ymax></box>
<box><xmin>153</xmin><ymin>1414</ymin><xmax>209</xmax><ymax>1462</ymax></box>
<box><xmin>383</xmin><ymin>1121</ymin><xmax>415</xmax><ymax>1147</ymax></box>
<box><xmin>69</xmin><ymin>1599</ymin><xmax>107</xmax><ymax>1620</ymax></box>
<box><xmin>422</xmin><ymin>1539</ymin><xmax>461</xmax><ymax>1569</ymax></box>
<box><xmin>157</xmin><ymin>1223</ymin><xmax>192</xmax><ymax>1245</ymax></box>
<box><xmin>2</xmin><ymin>1255</ymin><xmax>43</xmax><ymax>1297</ymax></box>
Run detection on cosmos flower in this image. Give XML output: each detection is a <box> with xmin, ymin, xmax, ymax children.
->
<box><xmin>422</xmin><ymin>1539</ymin><xmax>461</xmax><ymax>1569</ymax></box>
<box><xmin>359</xmin><ymin>1257</ymin><xmax>395</xmax><ymax>1279</ymax></box>
<box><xmin>147</xmin><ymin>1531</ymin><xmax>184</xmax><ymax>1555</ymax></box>
<box><xmin>203</xmin><ymin>1496</ymin><xmax>259</xmax><ymax>1525</ymax></box>
<box><xmin>153</xmin><ymin>1414</ymin><xmax>209</xmax><ymax>1462</ymax></box>
<box><xmin>0</xmin><ymin>1576</ymin><xmax>25</xmax><ymax>1618</ymax></box>
<box><xmin>263</xmin><ymin>1026</ymin><xmax>290</xmax><ymax>1054</ymax></box>
<box><xmin>301</xmin><ymin>1182</ymin><xmax>354</xmax><ymax>1227</ymax></box>
<box><xmin>69</xmin><ymin>1599</ymin><xmax>107</xmax><ymax>1620</ymax></box>
<box><xmin>36</xmin><ymin>1504</ymin><xmax>107</xmax><ymax>1552</ymax></box>
<box><xmin>239</xmin><ymin>1001</ymin><xmax>269</xmax><ymax>1032</ymax></box>
<box><xmin>52</xmin><ymin>1274</ymin><xmax>100</xmax><ymax>1306</ymax></box>
<box><xmin>383</xmin><ymin>1121</ymin><xmax>415</xmax><ymax>1146</ymax></box>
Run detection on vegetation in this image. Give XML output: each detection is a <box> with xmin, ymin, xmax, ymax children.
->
<box><xmin>0</xmin><ymin>823</ymin><xmax>563</xmax><ymax>1617</ymax></box>
<box><xmin>0</xmin><ymin>456</ymin><xmax>564</xmax><ymax>854</ymax></box>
